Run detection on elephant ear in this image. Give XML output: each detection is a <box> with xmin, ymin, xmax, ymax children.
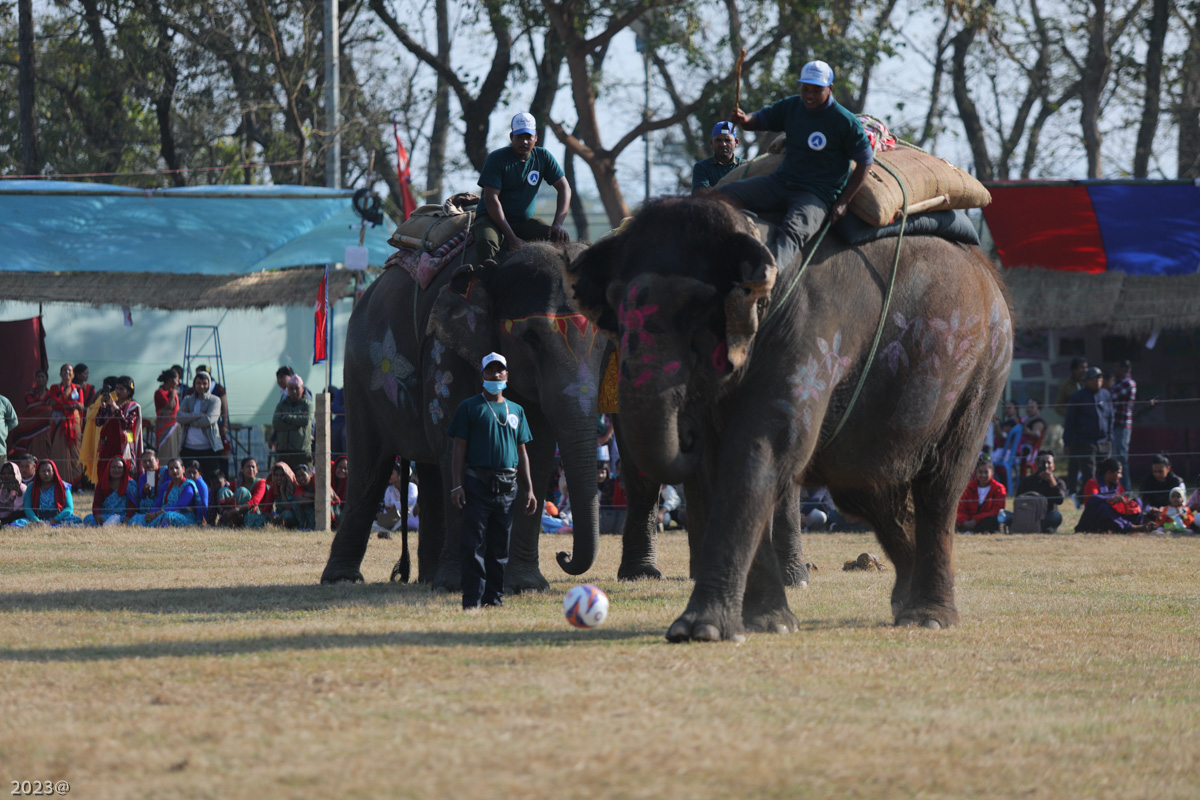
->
<box><xmin>564</xmin><ymin>233</ymin><xmax>623</xmax><ymax>337</ymax></box>
<box><xmin>428</xmin><ymin>261</ymin><xmax>500</xmax><ymax>366</ymax></box>
<box><xmin>723</xmin><ymin>233</ymin><xmax>777</xmax><ymax>371</ymax></box>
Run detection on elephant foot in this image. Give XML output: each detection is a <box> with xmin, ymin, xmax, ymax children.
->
<box><xmin>617</xmin><ymin>561</ymin><xmax>663</xmax><ymax>581</ymax></box>
<box><xmin>743</xmin><ymin>604</ymin><xmax>800</xmax><ymax>635</ymax></box>
<box><xmin>665</xmin><ymin>606</ymin><xmax>745</xmax><ymax>643</ymax></box>
<box><xmin>320</xmin><ymin>559</ymin><xmax>364</xmax><ymax>585</ymax></box>
<box><xmin>431</xmin><ymin>565</ymin><xmax>462</xmax><ymax>594</ymax></box>
<box><xmin>894</xmin><ymin>602</ymin><xmax>958</xmax><ymax>629</ymax></box>
<box><xmin>504</xmin><ymin>559</ymin><xmax>550</xmax><ymax>594</ymax></box>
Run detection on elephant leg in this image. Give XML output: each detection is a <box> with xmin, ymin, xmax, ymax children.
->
<box><xmin>415</xmin><ymin>463</ymin><xmax>445</xmax><ymax>584</ymax></box>
<box><xmin>616</xmin><ymin>421</ymin><xmax>662</xmax><ymax>580</ymax></box>
<box><xmin>834</xmin><ymin>484</ymin><xmax>915</xmax><ymax>618</ymax></box>
<box><xmin>900</xmin><ymin>470</ymin><xmax>961</xmax><ymax>629</ymax></box>
<box><xmin>771</xmin><ymin>482</ymin><xmax>809</xmax><ymax>588</ymax></box>
<box><xmin>505</xmin><ymin>409</ymin><xmax>553</xmax><ymax>594</ymax></box>
<box><xmin>743</xmin><ymin>510</ymin><xmax>800</xmax><ymax>634</ymax></box>
<box><xmin>431</xmin><ymin>456</ymin><xmax>464</xmax><ymax>593</ymax></box>
<box><xmin>321</xmin><ymin>425</ymin><xmax>392</xmax><ymax>584</ymax></box>
<box><xmin>682</xmin><ymin>476</ymin><xmax>709</xmax><ymax>581</ymax></box>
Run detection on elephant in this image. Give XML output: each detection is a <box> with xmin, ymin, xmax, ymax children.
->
<box><xmin>322</xmin><ymin>242</ymin><xmax>613</xmax><ymax>592</ymax></box>
<box><xmin>565</xmin><ymin>194</ymin><xmax>1013</xmax><ymax>641</ymax></box>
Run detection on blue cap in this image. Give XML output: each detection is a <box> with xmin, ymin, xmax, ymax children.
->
<box><xmin>711</xmin><ymin>121</ymin><xmax>736</xmax><ymax>138</ymax></box>
<box><xmin>798</xmin><ymin>60</ymin><xmax>834</xmax><ymax>87</ymax></box>
<box><xmin>511</xmin><ymin>112</ymin><xmax>536</xmax><ymax>137</ymax></box>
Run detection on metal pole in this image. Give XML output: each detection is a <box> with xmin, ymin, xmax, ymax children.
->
<box><xmin>324</xmin><ymin>0</ymin><xmax>341</xmax><ymax>189</ymax></box>
<box><xmin>643</xmin><ymin>41</ymin><xmax>651</xmax><ymax>201</ymax></box>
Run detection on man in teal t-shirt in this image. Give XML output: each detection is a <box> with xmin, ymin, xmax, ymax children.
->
<box><xmin>718</xmin><ymin>60</ymin><xmax>874</xmax><ymax>269</ymax></box>
<box><xmin>691</xmin><ymin>121</ymin><xmax>744</xmax><ymax>191</ymax></box>
<box><xmin>471</xmin><ymin>111</ymin><xmax>573</xmax><ymax>265</ymax></box>
<box><xmin>447</xmin><ymin>352</ymin><xmax>536</xmax><ymax>609</ymax></box>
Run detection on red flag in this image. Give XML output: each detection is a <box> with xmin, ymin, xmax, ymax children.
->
<box><xmin>393</xmin><ymin>120</ymin><xmax>419</xmax><ymax>221</ymax></box>
<box><xmin>314</xmin><ymin>266</ymin><xmax>329</xmax><ymax>365</ymax></box>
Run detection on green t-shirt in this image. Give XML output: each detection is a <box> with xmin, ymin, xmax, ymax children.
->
<box><xmin>475</xmin><ymin>146</ymin><xmax>566</xmax><ymax>223</ymax></box>
<box><xmin>691</xmin><ymin>155</ymin><xmax>744</xmax><ymax>191</ymax></box>
<box><xmin>758</xmin><ymin>97</ymin><xmax>870</xmax><ymax>204</ymax></box>
<box><xmin>447</xmin><ymin>394</ymin><xmax>533</xmax><ymax>470</ymax></box>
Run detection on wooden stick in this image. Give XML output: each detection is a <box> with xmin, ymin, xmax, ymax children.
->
<box><xmin>733</xmin><ymin>47</ymin><xmax>746</xmax><ymax>118</ymax></box>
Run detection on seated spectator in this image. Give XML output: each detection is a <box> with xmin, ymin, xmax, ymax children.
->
<box><xmin>221</xmin><ymin>458</ymin><xmax>269</xmax><ymax>527</ymax></box>
<box><xmin>956</xmin><ymin>456</ymin><xmax>1007</xmax><ymax>533</ymax></box>
<box><xmin>800</xmin><ymin>486</ymin><xmax>837</xmax><ymax>531</ymax></box>
<box><xmin>131</xmin><ymin>458</ymin><xmax>199</xmax><ymax>528</ymax></box>
<box><xmin>598</xmin><ymin>460</ymin><xmax>626</xmax><ymax>535</ymax></box>
<box><xmin>184</xmin><ymin>461</ymin><xmax>210</xmax><ymax>524</ymax></box>
<box><xmin>1076</xmin><ymin>458</ymin><xmax>1155</xmax><ymax>533</ymax></box>
<box><xmin>1014</xmin><ymin>451</ymin><xmax>1068</xmax><ymax>532</ymax></box>
<box><xmin>10</xmin><ymin>459</ymin><xmax>84</xmax><ymax>527</ymax></box>
<box><xmin>0</xmin><ymin>461</ymin><xmax>27</xmax><ymax>526</ymax></box>
<box><xmin>1138</xmin><ymin>454</ymin><xmax>1185</xmax><ymax>514</ymax></box>
<box><xmin>134</xmin><ymin>449</ymin><xmax>163</xmax><ymax>514</ymax></box>
<box><xmin>541</xmin><ymin>498</ymin><xmax>572</xmax><ymax>534</ymax></box>
<box><xmin>293</xmin><ymin>463</ymin><xmax>318</xmax><ymax>530</ymax></box>
<box><xmin>1189</xmin><ymin>480</ymin><xmax>1200</xmax><ymax>516</ymax></box>
<box><xmin>17</xmin><ymin>453</ymin><xmax>38</xmax><ymax>483</ymax></box>
<box><xmin>372</xmin><ymin>463</ymin><xmax>418</xmax><ymax>538</ymax></box>
<box><xmin>1155</xmin><ymin>486</ymin><xmax>1196</xmax><ymax>534</ymax></box>
<box><xmin>332</xmin><ymin>456</ymin><xmax>348</xmax><ymax>529</ymax></box>
<box><xmin>659</xmin><ymin>484</ymin><xmax>685</xmax><ymax>530</ymax></box>
<box><xmin>85</xmin><ymin>458</ymin><xmax>135</xmax><ymax>526</ymax></box>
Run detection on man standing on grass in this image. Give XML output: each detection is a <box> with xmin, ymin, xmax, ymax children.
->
<box><xmin>1063</xmin><ymin>366</ymin><xmax>1114</xmax><ymax>505</ymax></box>
<box><xmin>448</xmin><ymin>353</ymin><xmax>537</xmax><ymax>610</ymax></box>
<box><xmin>1109</xmin><ymin>360</ymin><xmax>1136</xmax><ymax>490</ymax></box>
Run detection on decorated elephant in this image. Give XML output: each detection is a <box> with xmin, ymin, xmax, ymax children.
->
<box><xmin>322</xmin><ymin>243</ymin><xmax>613</xmax><ymax>591</ymax></box>
<box><xmin>565</xmin><ymin>195</ymin><xmax>1012</xmax><ymax>641</ymax></box>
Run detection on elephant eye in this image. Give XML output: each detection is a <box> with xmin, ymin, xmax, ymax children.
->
<box><xmin>520</xmin><ymin>329</ymin><xmax>541</xmax><ymax>351</ymax></box>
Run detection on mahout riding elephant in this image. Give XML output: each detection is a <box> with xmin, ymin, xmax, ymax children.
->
<box><xmin>565</xmin><ymin>195</ymin><xmax>1012</xmax><ymax>641</ymax></box>
<box><xmin>322</xmin><ymin>243</ymin><xmax>611</xmax><ymax>592</ymax></box>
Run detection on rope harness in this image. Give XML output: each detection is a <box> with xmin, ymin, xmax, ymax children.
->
<box><xmin>758</xmin><ymin>160</ymin><xmax>910</xmax><ymax>442</ymax></box>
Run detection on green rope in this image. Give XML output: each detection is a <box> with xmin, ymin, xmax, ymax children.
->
<box><xmin>828</xmin><ymin>159</ymin><xmax>908</xmax><ymax>442</ymax></box>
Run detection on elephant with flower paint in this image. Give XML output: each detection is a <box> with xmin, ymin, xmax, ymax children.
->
<box><xmin>323</xmin><ymin>242</ymin><xmax>632</xmax><ymax>591</ymax></box>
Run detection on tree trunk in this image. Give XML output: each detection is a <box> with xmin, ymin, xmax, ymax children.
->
<box><xmin>563</xmin><ymin>150</ymin><xmax>589</xmax><ymax>241</ymax></box>
<box><xmin>1079</xmin><ymin>0</ymin><xmax>1111</xmax><ymax>178</ymax></box>
<box><xmin>17</xmin><ymin>0</ymin><xmax>38</xmax><ymax>175</ymax></box>
<box><xmin>425</xmin><ymin>0</ymin><xmax>451</xmax><ymax>203</ymax></box>
<box><xmin>1181</xmin><ymin>12</ymin><xmax>1200</xmax><ymax>179</ymax></box>
<box><xmin>950</xmin><ymin>9</ymin><xmax>996</xmax><ymax>180</ymax></box>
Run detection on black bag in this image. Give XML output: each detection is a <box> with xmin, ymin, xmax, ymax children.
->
<box><xmin>468</xmin><ymin>467</ymin><xmax>518</xmax><ymax>495</ymax></box>
<box><xmin>1094</xmin><ymin>440</ymin><xmax>1112</xmax><ymax>456</ymax></box>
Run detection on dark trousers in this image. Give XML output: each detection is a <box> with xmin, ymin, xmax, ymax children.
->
<box><xmin>1067</xmin><ymin>443</ymin><xmax>1100</xmax><ymax>498</ymax></box>
<box><xmin>716</xmin><ymin>174</ymin><xmax>829</xmax><ymax>270</ymax></box>
<box><xmin>471</xmin><ymin>216</ymin><xmax>553</xmax><ymax>264</ymax></box>
<box><xmin>460</xmin><ymin>472</ymin><xmax>516</xmax><ymax>608</ymax></box>
<box><xmin>180</xmin><ymin>445</ymin><xmax>223</xmax><ymax>492</ymax></box>
<box><xmin>1041</xmin><ymin>509</ymin><xmax>1063</xmax><ymax>533</ymax></box>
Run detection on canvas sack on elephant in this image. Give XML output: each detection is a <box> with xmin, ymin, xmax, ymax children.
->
<box><xmin>716</xmin><ymin>140</ymin><xmax>991</xmax><ymax>226</ymax></box>
<box><xmin>387</xmin><ymin>192</ymin><xmax>479</xmax><ymax>253</ymax></box>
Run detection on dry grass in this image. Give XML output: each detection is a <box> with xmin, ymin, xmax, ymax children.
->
<box><xmin>1</xmin><ymin>520</ymin><xmax>1198</xmax><ymax>800</ymax></box>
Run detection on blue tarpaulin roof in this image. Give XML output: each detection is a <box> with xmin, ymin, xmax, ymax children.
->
<box><xmin>0</xmin><ymin>181</ymin><xmax>394</xmax><ymax>274</ymax></box>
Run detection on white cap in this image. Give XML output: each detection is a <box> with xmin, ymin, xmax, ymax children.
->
<box><xmin>481</xmin><ymin>352</ymin><xmax>507</xmax><ymax>372</ymax></box>
<box><xmin>511</xmin><ymin>112</ymin><xmax>536</xmax><ymax>136</ymax></box>
<box><xmin>798</xmin><ymin>60</ymin><xmax>834</xmax><ymax>87</ymax></box>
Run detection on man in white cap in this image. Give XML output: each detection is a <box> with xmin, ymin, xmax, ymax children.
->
<box><xmin>691</xmin><ymin>120</ymin><xmax>744</xmax><ymax>191</ymax></box>
<box><xmin>718</xmin><ymin>60</ymin><xmax>874</xmax><ymax>269</ymax></box>
<box><xmin>446</xmin><ymin>352</ymin><xmax>537</xmax><ymax>609</ymax></box>
<box><xmin>471</xmin><ymin>111</ymin><xmax>573</xmax><ymax>265</ymax></box>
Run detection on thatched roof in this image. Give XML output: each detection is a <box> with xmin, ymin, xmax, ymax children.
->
<box><xmin>0</xmin><ymin>267</ymin><xmax>355</xmax><ymax>310</ymax></box>
<box><xmin>1004</xmin><ymin>268</ymin><xmax>1200</xmax><ymax>336</ymax></box>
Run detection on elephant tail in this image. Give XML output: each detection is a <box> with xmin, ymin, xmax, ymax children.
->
<box><xmin>389</xmin><ymin>458</ymin><xmax>412</xmax><ymax>584</ymax></box>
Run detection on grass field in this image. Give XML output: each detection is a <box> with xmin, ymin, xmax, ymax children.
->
<box><xmin>2</xmin><ymin>516</ymin><xmax>1198</xmax><ymax>799</ymax></box>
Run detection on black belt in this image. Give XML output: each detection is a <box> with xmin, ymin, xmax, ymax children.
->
<box><xmin>466</xmin><ymin>467</ymin><xmax>518</xmax><ymax>495</ymax></box>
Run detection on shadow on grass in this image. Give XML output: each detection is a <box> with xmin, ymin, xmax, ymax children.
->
<box><xmin>0</xmin><ymin>627</ymin><xmax>657</xmax><ymax>663</ymax></box>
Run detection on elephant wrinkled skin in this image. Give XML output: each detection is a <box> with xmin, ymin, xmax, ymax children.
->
<box><xmin>322</xmin><ymin>243</ymin><xmax>608</xmax><ymax>592</ymax></box>
<box><xmin>565</xmin><ymin>195</ymin><xmax>1012</xmax><ymax>641</ymax></box>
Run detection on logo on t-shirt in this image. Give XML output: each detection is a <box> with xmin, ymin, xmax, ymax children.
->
<box><xmin>807</xmin><ymin>132</ymin><xmax>827</xmax><ymax>151</ymax></box>
<box><xmin>507</xmin><ymin>413</ymin><xmax>519</xmax><ymax>430</ymax></box>
<box><xmin>527</xmin><ymin>170</ymin><xmax>541</xmax><ymax>186</ymax></box>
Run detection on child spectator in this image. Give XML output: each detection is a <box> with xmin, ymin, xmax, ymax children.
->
<box><xmin>184</xmin><ymin>461</ymin><xmax>210</xmax><ymax>524</ymax></box>
<box><xmin>1155</xmin><ymin>487</ymin><xmax>1195</xmax><ymax>534</ymax></box>
<box><xmin>1137</xmin><ymin>454</ymin><xmax>1185</xmax><ymax>515</ymax></box>
<box><xmin>134</xmin><ymin>448</ymin><xmax>163</xmax><ymax>514</ymax></box>
<box><xmin>0</xmin><ymin>461</ymin><xmax>27</xmax><ymax>526</ymax></box>
<box><xmin>331</xmin><ymin>456</ymin><xmax>348</xmax><ymax>529</ymax></box>
<box><xmin>372</xmin><ymin>463</ymin><xmax>417</xmax><ymax>538</ymax></box>
<box><xmin>956</xmin><ymin>456</ymin><xmax>1007</xmax><ymax>533</ymax></box>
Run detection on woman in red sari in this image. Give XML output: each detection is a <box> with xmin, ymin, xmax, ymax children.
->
<box><xmin>96</xmin><ymin>376</ymin><xmax>143</xmax><ymax>468</ymax></box>
<box><xmin>10</xmin><ymin>369</ymin><xmax>53</xmax><ymax>461</ymax></box>
<box><xmin>153</xmin><ymin>368</ymin><xmax>182</xmax><ymax>460</ymax></box>
<box><xmin>48</xmin><ymin>364</ymin><xmax>86</xmax><ymax>483</ymax></box>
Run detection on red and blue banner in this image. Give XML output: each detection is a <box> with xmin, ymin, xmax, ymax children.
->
<box><xmin>983</xmin><ymin>181</ymin><xmax>1200</xmax><ymax>275</ymax></box>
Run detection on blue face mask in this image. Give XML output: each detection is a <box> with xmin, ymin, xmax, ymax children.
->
<box><xmin>483</xmin><ymin>379</ymin><xmax>506</xmax><ymax>394</ymax></box>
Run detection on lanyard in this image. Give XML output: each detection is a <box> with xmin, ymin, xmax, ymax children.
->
<box><xmin>480</xmin><ymin>393</ymin><xmax>510</xmax><ymax>430</ymax></box>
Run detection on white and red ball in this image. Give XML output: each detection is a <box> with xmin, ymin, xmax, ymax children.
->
<box><xmin>563</xmin><ymin>584</ymin><xmax>609</xmax><ymax>629</ymax></box>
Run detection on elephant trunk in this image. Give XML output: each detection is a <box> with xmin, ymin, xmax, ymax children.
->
<box><xmin>620</xmin><ymin>386</ymin><xmax>699</xmax><ymax>486</ymax></box>
<box><xmin>554</xmin><ymin>420</ymin><xmax>600</xmax><ymax>575</ymax></box>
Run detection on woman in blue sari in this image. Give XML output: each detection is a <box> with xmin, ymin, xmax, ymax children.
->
<box><xmin>10</xmin><ymin>459</ymin><xmax>84</xmax><ymax>527</ymax></box>
<box><xmin>130</xmin><ymin>458</ymin><xmax>198</xmax><ymax>527</ymax></box>
<box><xmin>84</xmin><ymin>457</ymin><xmax>135</xmax><ymax>526</ymax></box>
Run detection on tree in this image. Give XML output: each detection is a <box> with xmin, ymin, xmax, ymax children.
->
<box><xmin>1177</xmin><ymin>0</ymin><xmax>1200</xmax><ymax>178</ymax></box>
<box><xmin>1133</xmin><ymin>0</ymin><xmax>1170</xmax><ymax>176</ymax></box>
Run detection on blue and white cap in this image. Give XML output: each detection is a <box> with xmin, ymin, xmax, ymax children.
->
<box><xmin>798</xmin><ymin>60</ymin><xmax>834</xmax><ymax>87</ymax></box>
<box><xmin>711</xmin><ymin>121</ymin><xmax>736</xmax><ymax>138</ymax></box>
<box><xmin>511</xmin><ymin>112</ymin><xmax>536</xmax><ymax>136</ymax></box>
<box><xmin>481</xmin><ymin>352</ymin><xmax>507</xmax><ymax>372</ymax></box>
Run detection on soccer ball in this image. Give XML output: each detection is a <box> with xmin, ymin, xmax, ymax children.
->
<box><xmin>563</xmin><ymin>584</ymin><xmax>609</xmax><ymax>629</ymax></box>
